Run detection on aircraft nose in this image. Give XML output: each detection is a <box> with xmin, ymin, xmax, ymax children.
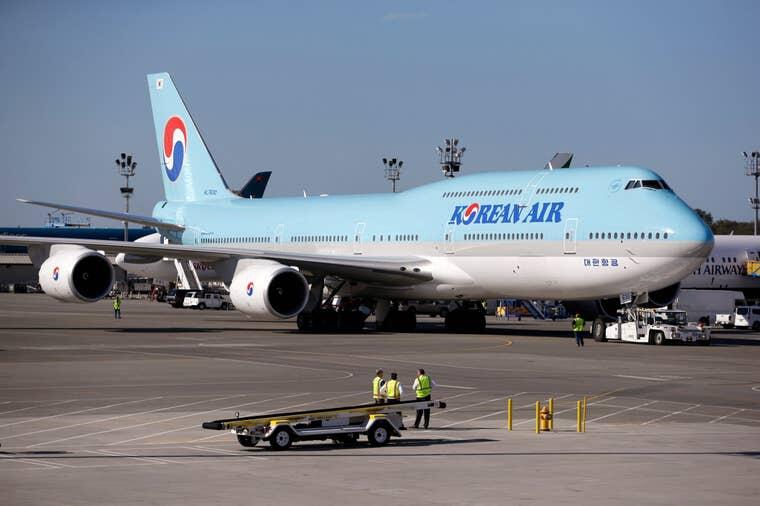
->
<box><xmin>673</xmin><ymin>203</ymin><xmax>714</xmax><ymax>257</ymax></box>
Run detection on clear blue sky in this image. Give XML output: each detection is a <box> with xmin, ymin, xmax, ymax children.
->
<box><xmin>1</xmin><ymin>0</ymin><xmax>758</xmax><ymax>226</ymax></box>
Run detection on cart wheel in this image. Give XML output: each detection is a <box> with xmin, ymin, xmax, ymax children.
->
<box><xmin>368</xmin><ymin>421</ymin><xmax>392</xmax><ymax>446</ymax></box>
<box><xmin>269</xmin><ymin>427</ymin><xmax>293</xmax><ymax>450</ymax></box>
<box><xmin>237</xmin><ymin>434</ymin><xmax>258</xmax><ymax>447</ymax></box>
<box><xmin>198</xmin><ymin>302</ymin><xmax>206</xmax><ymax>310</ymax></box>
<box><xmin>654</xmin><ymin>331</ymin><xmax>666</xmax><ymax>345</ymax></box>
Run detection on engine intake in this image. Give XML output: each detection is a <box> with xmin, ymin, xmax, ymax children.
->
<box><xmin>229</xmin><ymin>260</ymin><xmax>309</xmax><ymax>319</ymax></box>
<box><xmin>39</xmin><ymin>246</ymin><xmax>114</xmax><ymax>302</ymax></box>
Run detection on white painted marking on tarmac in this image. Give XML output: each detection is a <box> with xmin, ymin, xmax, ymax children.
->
<box><xmin>437</xmin><ymin>384</ymin><xmax>477</xmax><ymax>390</ymax></box>
<box><xmin>90</xmin><ymin>448</ymin><xmax>179</xmax><ymax>465</ymax></box>
<box><xmin>641</xmin><ymin>404</ymin><xmax>702</xmax><ymax>425</ymax></box>
<box><xmin>0</xmin><ymin>397</ymin><xmax>165</xmax><ymax>440</ymax></box>
<box><xmin>708</xmin><ymin>408</ymin><xmax>746</xmax><ymax>424</ymax></box>
<box><xmin>586</xmin><ymin>401</ymin><xmax>658</xmax><ymax>423</ymax></box>
<box><xmin>188</xmin><ymin>445</ymin><xmax>267</xmax><ymax>460</ymax></box>
<box><xmin>0</xmin><ymin>399</ymin><xmax>76</xmax><ymax>417</ymax></box>
<box><xmin>109</xmin><ymin>393</ymin><xmax>308</xmax><ymax>445</ymax></box>
<box><xmin>25</xmin><ymin>393</ymin><xmax>251</xmax><ymax>447</ymax></box>
<box><xmin>0</xmin><ymin>397</ymin><xmax>163</xmax><ymax>430</ymax></box>
<box><xmin>0</xmin><ymin>457</ymin><xmax>61</xmax><ymax>469</ymax></box>
<box><xmin>614</xmin><ymin>375</ymin><xmax>669</xmax><ymax>382</ymax></box>
<box><xmin>752</xmin><ymin>385</ymin><xmax>760</xmax><ymax>392</ymax></box>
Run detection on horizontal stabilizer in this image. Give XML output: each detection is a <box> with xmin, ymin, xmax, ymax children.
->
<box><xmin>17</xmin><ymin>199</ymin><xmax>184</xmax><ymax>231</ymax></box>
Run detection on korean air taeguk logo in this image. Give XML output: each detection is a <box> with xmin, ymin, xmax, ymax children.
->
<box><xmin>163</xmin><ymin>116</ymin><xmax>188</xmax><ymax>182</ymax></box>
<box><xmin>52</xmin><ymin>266</ymin><xmax>60</xmax><ymax>281</ymax></box>
<box><xmin>246</xmin><ymin>282</ymin><xmax>254</xmax><ymax>296</ymax></box>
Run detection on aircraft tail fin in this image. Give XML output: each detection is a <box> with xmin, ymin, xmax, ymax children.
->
<box><xmin>147</xmin><ymin>73</ymin><xmax>236</xmax><ymax>202</ymax></box>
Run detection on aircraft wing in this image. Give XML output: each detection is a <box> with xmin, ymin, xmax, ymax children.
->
<box><xmin>17</xmin><ymin>199</ymin><xmax>185</xmax><ymax>231</ymax></box>
<box><xmin>0</xmin><ymin>235</ymin><xmax>432</xmax><ymax>285</ymax></box>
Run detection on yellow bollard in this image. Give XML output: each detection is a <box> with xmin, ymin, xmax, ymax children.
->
<box><xmin>576</xmin><ymin>400</ymin><xmax>582</xmax><ymax>432</ymax></box>
<box><xmin>535</xmin><ymin>401</ymin><xmax>540</xmax><ymax>434</ymax></box>
<box><xmin>548</xmin><ymin>398</ymin><xmax>554</xmax><ymax>431</ymax></box>
<box><xmin>507</xmin><ymin>398</ymin><xmax>513</xmax><ymax>431</ymax></box>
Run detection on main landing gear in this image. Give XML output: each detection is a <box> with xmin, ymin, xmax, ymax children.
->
<box><xmin>444</xmin><ymin>303</ymin><xmax>486</xmax><ymax>333</ymax></box>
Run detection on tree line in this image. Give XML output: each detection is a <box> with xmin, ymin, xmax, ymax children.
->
<box><xmin>694</xmin><ymin>209</ymin><xmax>754</xmax><ymax>235</ymax></box>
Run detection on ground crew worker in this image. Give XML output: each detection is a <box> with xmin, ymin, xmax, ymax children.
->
<box><xmin>572</xmin><ymin>313</ymin><xmax>585</xmax><ymax>347</ymax></box>
<box><xmin>113</xmin><ymin>295</ymin><xmax>122</xmax><ymax>320</ymax></box>
<box><xmin>381</xmin><ymin>372</ymin><xmax>403</xmax><ymax>403</ymax></box>
<box><xmin>372</xmin><ymin>369</ymin><xmax>385</xmax><ymax>404</ymax></box>
<box><xmin>412</xmin><ymin>368</ymin><xmax>436</xmax><ymax>429</ymax></box>
<box><xmin>380</xmin><ymin>372</ymin><xmax>407</xmax><ymax>430</ymax></box>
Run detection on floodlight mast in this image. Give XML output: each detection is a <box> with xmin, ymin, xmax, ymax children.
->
<box><xmin>115</xmin><ymin>153</ymin><xmax>137</xmax><ymax>241</ymax></box>
<box><xmin>744</xmin><ymin>151</ymin><xmax>760</xmax><ymax>236</ymax></box>
<box><xmin>437</xmin><ymin>138</ymin><xmax>465</xmax><ymax>178</ymax></box>
<box><xmin>382</xmin><ymin>157</ymin><xmax>403</xmax><ymax>193</ymax></box>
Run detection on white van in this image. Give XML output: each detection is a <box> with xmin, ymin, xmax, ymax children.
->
<box><xmin>182</xmin><ymin>291</ymin><xmax>231</xmax><ymax>310</ymax></box>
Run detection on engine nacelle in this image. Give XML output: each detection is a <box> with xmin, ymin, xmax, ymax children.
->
<box><xmin>229</xmin><ymin>260</ymin><xmax>309</xmax><ymax>320</ymax></box>
<box><xmin>640</xmin><ymin>283</ymin><xmax>681</xmax><ymax>308</ymax></box>
<box><xmin>39</xmin><ymin>246</ymin><xmax>114</xmax><ymax>302</ymax></box>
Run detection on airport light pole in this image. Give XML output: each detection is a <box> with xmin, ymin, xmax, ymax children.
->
<box><xmin>115</xmin><ymin>153</ymin><xmax>137</xmax><ymax>241</ymax></box>
<box><xmin>744</xmin><ymin>151</ymin><xmax>760</xmax><ymax>236</ymax></box>
<box><xmin>437</xmin><ymin>138</ymin><xmax>466</xmax><ymax>178</ymax></box>
<box><xmin>382</xmin><ymin>157</ymin><xmax>403</xmax><ymax>193</ymax></box>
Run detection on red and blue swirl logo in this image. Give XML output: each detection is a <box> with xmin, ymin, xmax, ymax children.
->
<box><xmin>52</xmin><ymin>266</ymin><xmax>60</xmax><ymax>281</ymax></box>
<box><xmin>462</xmin><ymin>203</ymin><xmax>480</xmax><ymax>225</ymax></box>
<box><xmin>163</xmin><ymin>116</ymin><xmax>188</xmax><ymax>182</ymax></box>
<box><xmin>246</xmin><ymin>282</ymin><xmax>254</xmax><ymax>296</ymax></box>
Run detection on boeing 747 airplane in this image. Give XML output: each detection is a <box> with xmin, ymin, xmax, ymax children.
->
<box><xmin>0</xmin><ymin>73</ymin><xmax>713</xmax><ymax>332</ymax></box>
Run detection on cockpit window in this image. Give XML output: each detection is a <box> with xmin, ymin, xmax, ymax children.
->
<box><xmin>641</xmin><ymin>180</ymin><xmax>663</xmax><ymax>189</ymax></box>
<box><xmin>625</xmin><ymin>179</ymin><xmax>672</xmax><ymax>191</ymax></box>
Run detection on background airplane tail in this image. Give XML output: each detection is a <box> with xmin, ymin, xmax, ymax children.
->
<box><xmin>147</xmin><ymin>72</ymin><xmax>236</xmax><ymax>202</ymax></box>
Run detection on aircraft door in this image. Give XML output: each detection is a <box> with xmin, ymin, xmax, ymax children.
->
<box><xmin>443</xmin><ymin>225</ymin><xmax>455</xmax><ymax>254</ymax></box>
<box><xmin>273</xmin><ymin>224</ymin><xmax>284</xmax><ymax>244</ymax></box>
<box><xmin>563</xmin><ymin>218</ymin><xmax>578</xmax><ymax>254</ymax></box>
<box><xmin>353</xmin><ymin>222</ymin><xmax>365</xmax><ymax>255</ymax></box>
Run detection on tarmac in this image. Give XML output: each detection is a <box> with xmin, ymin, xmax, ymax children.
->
<box><xmin>1</xmin><ymin>294</ymin><xmax>759</xmax><ymax>505</ymax></box>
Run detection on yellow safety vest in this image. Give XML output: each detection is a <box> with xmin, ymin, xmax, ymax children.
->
<box><xmin>416</xmin><ymin>375</ymin><xmax>431</xmax><ymax>398</ymax></box>
<box><xmin>386</xmin><ymin>379</ymin><xmax>400</xmax><ymax>400</ymax></box>
<box><xmin>372</xmin><ymin>376</ymin><xmax>384</xmax><ymax>399</ymax></box>
<box><xmin>113</xmin><ymin>299</ymin><xmax>121</xmax><ymax>310</ymax></box>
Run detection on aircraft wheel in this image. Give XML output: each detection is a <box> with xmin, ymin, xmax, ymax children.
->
<box><xmin>592</xmin><ymin>318</ymin><xmax>607</xmax><ymax>342</ymax></box>
<box><xmin>269</xmin><ymin>427</ymin><xmax>294</xmax><ymax>450</ymax></box>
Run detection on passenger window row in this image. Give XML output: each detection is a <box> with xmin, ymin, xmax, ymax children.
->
<box><xmin>292</xmin><ymin>235</ymin><xmax>349</xmax><ymax>243</ymax></box>
<box><xmin>202</xmin><ymin>236</ymin><xmax>270</xmax><ymax>244</ymax></box>
<box><xmin>588</xmin><ymin>231</ymin><xmax>669</xmax><ymax>240</ymax></box>
<box><xmin>464</xmin><ymin>232</ymin><xmax>544</xmax><ymax>241</ymax></box>
<box><xmin>442</xmin><ymin>189</ymin><xmax>522</xmax><ymax>198</ymax></box>
<box><xmin>536</xmin><ymin>187</ymin><xmax>579</xmax><ymax>194</ymax></box>
<box><xmin>372</xmin><ymin>234</ymin><xmax>419</xmax><ymax>242</ymax></box>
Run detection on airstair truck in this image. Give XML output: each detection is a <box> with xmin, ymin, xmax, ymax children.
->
<box><xmin>202</xmin><ymin>399</ymin><xmax>447</xmax><ymax>450</ymax></box>
<box><xmin>604</xmin><ymin>308</ymin><xmax>710</xmax><ymax>345</ymax></box>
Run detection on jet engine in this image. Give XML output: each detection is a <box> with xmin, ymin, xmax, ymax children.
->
<box><xmin>229</xmin><ymin>260</ymin><xmax>309</xmax><ymax>319</ymax></box>
<box><xmin>38</xmin><ymin>246</ymin><xmax>114</xmax><ymax>302</ymax></box>
<box><xmin>639</xmin><ymin>283</ymin><xmax>681</xmax><ymax>308</ymax></box>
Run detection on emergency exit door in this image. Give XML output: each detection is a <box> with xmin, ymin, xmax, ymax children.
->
<box><xmin>563</xmin><ymin>218</ymin><xmax>578</xmax><ymax>254</ymax></box>
<box><xmin>353</xmin><ymin>222</ymin><xmax>365</xmax><ymax>255</ymax></box>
